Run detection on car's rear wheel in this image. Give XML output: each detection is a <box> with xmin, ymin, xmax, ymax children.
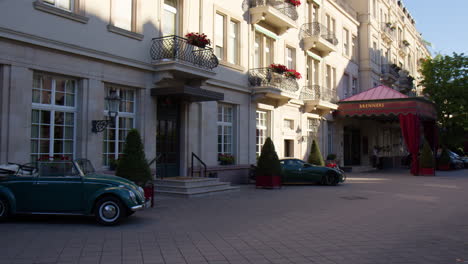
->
<box><xmin>324</xmin><ymin>172</ymin><xmax>338</xmax><ymax>186</ymax></box>
<box><xmin>0</xmin><ymin>197</ymin><xmax>10</xmax><ymax>221</ymax></box>
<box><xmin>94</xmin><ymin>197</ymin><xmax>124</xmax><ymax>226</ymax></box>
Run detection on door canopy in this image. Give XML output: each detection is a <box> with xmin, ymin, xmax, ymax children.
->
<box><xmin>335</xmin><ymin>85</ymin><xmax>436</xmax><ymax>120</ymax></box>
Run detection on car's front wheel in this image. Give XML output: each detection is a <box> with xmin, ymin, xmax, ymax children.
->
<box><xmin>0</xmin><ymin>197</ymin><xmax>10</xmax><ymax>221</ymax></box>
<box><xmin>94</xmin><ymin>197</ymin><xmax>124</xmax><ymax>226</ymax></box>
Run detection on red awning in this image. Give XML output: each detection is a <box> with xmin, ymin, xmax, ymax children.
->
<box><xmin>336</xmin><ymin>85</ymin><xmax>436</xmax><ymax>120</ymax></box>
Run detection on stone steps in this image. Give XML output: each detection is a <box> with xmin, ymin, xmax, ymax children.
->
<box><xmin>154</xmin><ymin>177</ymin><xmax>240</xmax><ymax>198</ymax></box>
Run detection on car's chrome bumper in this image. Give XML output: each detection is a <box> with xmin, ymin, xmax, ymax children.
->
<box><xmin>131</xmin><ymin>200</ymin><xmax>151</xmax><ymax>211</ymax></box>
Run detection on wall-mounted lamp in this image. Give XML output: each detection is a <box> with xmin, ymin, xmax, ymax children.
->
<box><xmin>92</xmin><ymin>88</ymin><xmax>122</xmax><ymax>133</ymax></box>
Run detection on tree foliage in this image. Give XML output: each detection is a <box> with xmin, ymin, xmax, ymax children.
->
<box><xmin>116</xmin><ymin>129</ymin><xmax>152</xmax><ymax>186</ymax></box>
<box><xmin>256</xmin><ymin>137</ymin><xmax>282</xmax><ymax>176</ymax></box>
<box><xmin>419</xmin><ymin>53</ymin><xmax>468</xmax><ymax>147</ymax></box>
<box><xmin>419</xmin><ymin>140</ymin><xmax>435</xmax><ymax>168</ymax></box>
<box><xmin>308</xmin><ymin>139</ymin><xmax>325</xmax><ymax>166</ymax></box>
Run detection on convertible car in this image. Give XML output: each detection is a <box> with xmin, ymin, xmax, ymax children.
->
<box><xmin>280</xmin><ymin>159</ymin><xmax>345</xmax><ymax>186</ymax></box>
<box><xmin>0</xmin><ymin>159</ymin><xmax>148</xmax><ymax>225</ymax></box>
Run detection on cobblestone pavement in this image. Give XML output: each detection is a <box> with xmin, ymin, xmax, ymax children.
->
<box><xmin>1</xmin><ymin>169</ymin><xmax>468</xmax><ymax>264</ymax></box>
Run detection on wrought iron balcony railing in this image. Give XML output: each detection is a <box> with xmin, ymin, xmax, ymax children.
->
<box><xmin>300</xmin><ymin>85</ymin><xmax>320</xmax><ymax>100</ymax></box>
<box><xmin>300</xmin><ymin>22</ymin><xmax>339</xmax><ymax>45</ymax></box>
<box><xmin>381</xmin><ymin>23</ymin><xmax>396</xmax><ymax>39</ymax></box>
<box><xmin>150</xmin><ymin>35</ymin><xmax>219</xmax><ymax>70</ymax></box>
<box><xmin>250</xmin><ymin>0</ymin><xmax>298</xmax><ymax>21</ymax></box>
<box><xmin>381</xmin><ymin>64</ymin><xmax>400</xmax><ymax>79</ymax></box>
<box><xmin>248</xmin><ymin>68</ymin><xmax>299</xmax><ymax>93</ymax></box>
<box><xmin>321</xmin><ymin>88</ymin><xmax>339</xmax><ymax>103</ymax></box>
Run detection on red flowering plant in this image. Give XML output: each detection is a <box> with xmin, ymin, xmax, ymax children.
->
<box><xmin>185</xmin><ymin>32</ymin><xmax>211</xmax><ymax>48</ymax></box>
<box><xmin>269</xmin><ymin>64</ymin><xmax>289</xmax><ymax>74</ymax></box>
<box><xmin>286</xmin><ymin>0</ymin><xmax>301</xmax><ymax>7</ymax></box>
<box><xmin>284</xmin><ymin>69</ymin><xmax>302</xmax><ymax>79</ymax></box>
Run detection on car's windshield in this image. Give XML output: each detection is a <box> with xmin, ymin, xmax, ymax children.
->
<box><xmin>74</xmin><ymin>159</ymin><xmax>95</xmax><ymax>175</ymax></box>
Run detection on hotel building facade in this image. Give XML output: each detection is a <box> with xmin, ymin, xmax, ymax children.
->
<box><xmin>0</xmin><ymin>0</ymin><xmax>430</xmax><ymax>182</ymax></box>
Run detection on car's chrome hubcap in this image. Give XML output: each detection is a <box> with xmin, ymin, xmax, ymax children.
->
<box><xmin>100</xmin><ymin>202</ymin><xmax>119</xmax><ymax>222</ymax></box>
<box><xmin>0</xmin><ymin>201</ymin><xmax>4</xmax><ymax>216</ymax></box>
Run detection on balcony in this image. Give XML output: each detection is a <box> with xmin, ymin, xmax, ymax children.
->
<box><xmin>380</xmin><ymin>23</ymin><xmax>396</xmax><ymax>43</ymax></box>
<box><xmin>381</xmin><ymin>64</ymin><xmax>400</xmax><ymax>85</ymax></box>
<box><xmin>150</xmin><ymin>35</ymin><xmax>219</xmax><ymax>80</ymax></box>
<box><xmin>398</xmin><ymin>42</ymin><xmax>409</xmax><ymax>57</ymax></box>
<box><xmin>300</xmin><ymin>85</ymin><xmax>338</xmax><ymax>114</ymax></box>
<box><xmin>249</xmin><ymin>0</ymin><xmax>298</xmax><ymax>35</ymax></box>
<box><xmin>249</xmin><ymin>67</ymin><xmax>299</xmax><ymax>105</ymax></box>
<box><xmin>300</xmin><ymin>23</ymin><xmax>338</xmax><ymax>56</ymax></box>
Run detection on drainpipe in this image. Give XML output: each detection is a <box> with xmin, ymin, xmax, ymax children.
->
<box><xmin>199</xmin><ymin>0</ymin><xmax>203</xmax><ymax>33</ymax></box>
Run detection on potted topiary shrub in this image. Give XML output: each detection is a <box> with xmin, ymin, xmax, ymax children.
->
<box><xmin>325</xmin><ymin>153</ymin><xmax>337</xmax><ymax>168</ymax></box>
<box><xmin>256</xmin><ymin>137</ymin><xmax>282</xmax><ymax>189</ymax></box>
<box><xmin>419</xmin><ymin>140</ymin><xmax>435</xmax><ymax>176</ymax></box>
<box><xmin>116</xmin><ymin>129</ymin><xmax>153</xmax><ymax>201</ymax></box>
<box><xmin>308</xmin><ymin>139</ymin><xmax>325</xmax><ymax>166</ymax></box>
<box><xmin>438</xmin><ymin>147</ymin><xmax>451</xmax><ymax>171</ymax></box>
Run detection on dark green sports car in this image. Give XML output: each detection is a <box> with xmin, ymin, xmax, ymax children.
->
<box><xmin>0</xmin><ymin>159</ymin><xmax>148</xmax><ymax>225</ymax></box>
<box><xmin>280</xmin><ymin>159</ymin><xmax>346</xmax><ymax>185</ymax></box>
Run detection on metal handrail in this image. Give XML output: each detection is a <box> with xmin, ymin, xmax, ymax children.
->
<box><xmin>300</xmin><ymin>85</ymin><xmax>320</xmax><ymax>100</ymax></box>
<box><xmin>381</xmin><ymin>23</ymin><xmax>396</xmax><ymax>39</ymax></box>
<box><xmin>150</xmin><ymin>35</ymin><xmax>219</xmax><ymax>70</ymax></box>
<box><xmin>250</xmin><ymin>0</ymin><xmax>298</xmax><ymax>21</ymax></box>
<box><xmin>381</xmin><ymin>64</ymin><xmax>400</xmax><ymax>79</ymax></box>
<box><xmin>300</xmin><ymin>22</ymin><xmax>339</xmax><ymax>46</ymax></box>
<box><xmin>191</xmin><ymin>152</ymin><xmax>207</xmax><ymax>178</ymax></box>
<box><xmin>248</xmin><ymin>68</ymin><xmax>299</xmax><ymax>92</ymax></box>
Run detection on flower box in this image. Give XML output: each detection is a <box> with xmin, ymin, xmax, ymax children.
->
<box><xmin>185</xmin><ymin>32</ymin><xmax>211</xmax><ymax>48</ymax></box>
<box><xmin>286</xmin><ymin>0</ymin><xmax>301</xmax><ymax>7</ymax></box>
<box><xmin>419</xmin><ymin>168</ymin><xmax>435</xmax><ymax>176</ymax></box>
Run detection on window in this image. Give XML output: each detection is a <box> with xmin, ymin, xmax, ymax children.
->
<box><xmin>102</xmin><ymin>87</ymin><xmax>136</xmax><ymax>166</ymax></box>
<box><xmin>343</xmin><ymin>28</ymin><xmax>349</xmax><ymax>56</ymax></box>
<box><xmin>352</xmin><ymin>78</ymin><xmax>358</xmax><ymax>95</ymax></box>
<box><xmin>218</xmin><ymin>104</ymin><xmax>234</xmax><ymax>156</ymax></box>
<box><xmin>326</xmin><ymin>65</ymin><xmax>336</xmax><ymax>89</ymax></box>
<box><xmin>31</xmin><ymin>73</ymin><xmax>77</xmax><ymax>162</ymax></box>
<box><xmin>372</xmin><ymin>0</ymin><xmax>377</xmax><ymax>18</ymax></box>
<box><xmin>256</xmin><ymin>111</ymin><xmax>268</xmax><ymax>156</ymax></box>
<box><xmin>284</xmin><ymin>119</ymin><xmax>294</xmax><ymax>130</ymax></box>
<box><xmin>111</xmin><ymin>0</ymin><xmax>135</xmax><ymax>32</ymax></box>
<box><xmin>286</xmin><ymin>46</ymin><xmax>296</xmax><ymax>70</ymax></box>
<box><xmin>327</xmin><ymin>122</ymin><xmax>334</xmax><ymax>154</ymax></box>
<box><xmin>307</xmin><ymin>118</ymin><xmax>318</xmax><ymax>140</ymax></box>
<box><xmin>343</xmin><ymin>73</ymin><xmax>350</xmax><ymax>98</ymax></box>
<box><xmin>162</xmin><ymin>0</ymin><xmax>178</xmax><ymax>36</ymax></box>
<box><xmin>215</xmin><ymin>12</ymin><xmax>240</xmax><ymax>65</ymax></box>
<box><xmin>326</xmin><ymin>15</ymin><xmax>336</xmax><ymax>36</ymax></box>
<box><xmin>307</xmin><ymin>57</ymin><xmax>320</xmax><ymax>86</ymax></box>
<box><xmin>254</xmin><ymin>32</ymin><xmax>275</xmax><ymax>68</ymax></box>
<box><xmin>372</xmin><ymin>41</ymin><xmax>378</xmax><ymax>63</ymax></box>
<box><xmin>43</xmin><ymin>0</ymin><xmax>73</xmax><ymax>11</ymax></box>
<box><xmin>351</xmin><ymin>35</ymin><xmax>358</xmax><ymax>61</ymax></box>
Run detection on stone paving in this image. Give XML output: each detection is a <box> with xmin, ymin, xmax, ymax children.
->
<box><xmin>1</xmin><ymin>169</ymin><xmax>468</xmax><ymax>264</ymax></box>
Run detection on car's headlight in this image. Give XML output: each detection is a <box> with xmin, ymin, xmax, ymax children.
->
<box><xmin>128</xmin><ymin>190</ymin><xmax>137</xmax><ymax>203</ymax></box>
<box><xmin>138</xmin><ymin>186</ymin><xmax>144</xmax><ymax>196</ymax></box>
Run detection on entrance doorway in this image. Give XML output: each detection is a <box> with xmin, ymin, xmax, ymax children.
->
<box><xmin>284</xmin><ymin>139</ymin><xmax>294</xmax><ymax>158</ymax></box>
<box><xmin>156</xmin><ymin>98</ymin><xmax>180</xmax><ymax>178</ymax></box>
<box><xmin>344</xmin><ymin>127</ymin><xmax>361</xmax><ymax>166</ymax></box>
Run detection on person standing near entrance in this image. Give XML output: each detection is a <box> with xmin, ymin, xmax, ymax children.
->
<box><xmin>372</xmin><ymin>146</ymin><xmax>379</xmax><ymax>168</ymax></box>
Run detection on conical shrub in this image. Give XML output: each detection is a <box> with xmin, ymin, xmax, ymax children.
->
<box><xmin>419</xmin><ymin>139</ymin><xmax>434</xmax><ymax>168</ymax></box>
<box><xmin>116</xmin><ymin>129</ymin><xmax>152</xmax><ymax>186</ymax></box>
<box><xmin>256</xmin><ymin>137</ymin><xmax>281</xmax><ymax>176</ymax></box>
<box><xmin>308</xmin><ymin>139</ymin><xmax>325</xmax><ymax>166</ymax></box>
<box><xmin>438</xmin><ymin>147</ymin><xmax>451</xmax><ymax>166</ymax></box>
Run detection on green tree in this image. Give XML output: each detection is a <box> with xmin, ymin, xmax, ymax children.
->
<box><xmin>116</xmin><ymin>129</ymin><xmax>152</xmax><ymax>186</ymax></box>
<box><xmin>419</xmin><ymin>140</ymin><xmax>435</xmax><ymax>169</ymax></box>
<box><xmin>256</xmin><ymin>137</ymin><xmax>281</xmax><ymax>176</ymax></box>
<box><xmin>419</xmin><ymin>53</ymin><xmax>468</xmax><ymax>148</ymax></box>
<box><xmin>308</xmin><ymin>139</ymin><xmax>325</xmax><ymax>166</ymax></box>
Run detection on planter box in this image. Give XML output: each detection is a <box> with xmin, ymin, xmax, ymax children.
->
<box><xmin>143</xmin><ymin>185</ymin><xmax>154</xmax><ymax>208</ymax></box>
<box><xmin>256</xmin><ymin>175</ymin><xmax>281</xmax><ymax>189</ymax></box>
<box><xmin>419</xmin><ymin>168</ymin><xmax>435</xmax><ymax>176</ymax></box>
<box><xmin>438</xmin><ymin>164</ymin><xmax>450</xmax><ymax>171</ymax></box>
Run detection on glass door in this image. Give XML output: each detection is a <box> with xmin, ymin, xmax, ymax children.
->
<box><xmin>162</xmin><ymin>0</ymin><xmax>178</xmax><ymax>36</ymax></box>
<box><xmin>156</xmin><ymin>98</ymin><xmax>180</xmax><ymax>178</ymax></box>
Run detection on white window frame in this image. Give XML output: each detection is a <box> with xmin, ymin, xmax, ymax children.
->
<box><xmin>102</xmin><ymin>87</ymin><xmax>137</xmax><ymax>166</ymax></box>
<box><xmin>214</xmin><ymin>10</ymin><xmax>241</xmax><ymax>66</ymax></box>
<box><xmin>31</xmin><ymin>73</ymin><xmax>77</xmax><ymax>162</ymax></box>
<box><xmin>162</xmin><ymin>0</ymin><xmax>179</xmax><ymax>36</ymax></box>
<box><xmin>343</xmin><ymin>28</ymin><xmax>350</xmax><ymax>56</ymax></box>
<box><xmin>307</xmin><ymin>118</ymin><xmax>318</xmax><ymax>141</ymax></box>
<box><xmin>43</xmin><ymin>0</ymin><xmax>74</xmax><ymax>11</ymax></box>
<box><xmin>217</xmin><ymin>104</ymin><xmax>235</xmax><ymax>156</ymax></box>
<box><xmin>256</xmin><ymin>110</ymin><xmax>268</xmax><ymax>156</ymax></box>
<box><xmin>285</xmin><ymin>46</ymin><xmax>296</xmax><ymax>70</ymax></box>
<box><xmin>284</xmin><ymin>119</ymin><xmax>294</xmax><ymax>130</ymax></box>
<box><xmin>111</xmin><ymin>0</ymin><xmax>136</xmax><ymax>32</ymax></box>
<box><xmin>254</xmin><ymin>32</ymin><xmax>275</xmax><ymax>68</ymax></box>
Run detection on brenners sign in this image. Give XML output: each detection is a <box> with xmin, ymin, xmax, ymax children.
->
<box><xmin>359</xmin><ymin>103</ymin><xmax>385</xmax><ymax>109</ymax></box>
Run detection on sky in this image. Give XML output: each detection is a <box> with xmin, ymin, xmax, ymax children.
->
<box><xmin>403</xmin><ymin>0</ymin><xmax>468</xmax><ymax>56</ymax></box>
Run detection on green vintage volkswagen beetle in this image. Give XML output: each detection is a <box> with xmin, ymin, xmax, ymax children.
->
<box><xmin>0</xmin><ymin>159</ymin><xmax>148</xmax><ymax>225</ymax></box>
<box><xmin>280</xmin><ymin>158</ymin><xmax>346</xmax><ymax>186</ymax></box>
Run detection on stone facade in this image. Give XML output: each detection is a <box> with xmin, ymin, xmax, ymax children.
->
<box><xmin>0</xmin><ymin>0</ymin><xmax>430</xmax><ymax>182</ymax></box>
